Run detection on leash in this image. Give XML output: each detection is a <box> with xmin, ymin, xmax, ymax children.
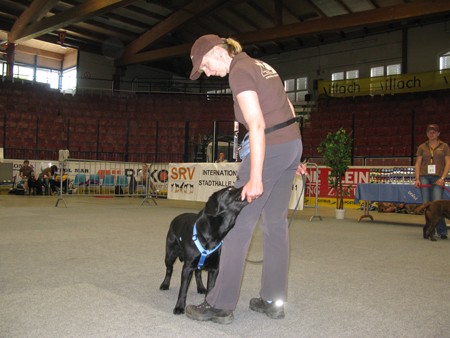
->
<box><xmin>246</xmin><ymin>171</ymin><xmax>307</xmax><ymax>265</ymax></box>
<box><xmin>419</xmin><ymin>183</ymin><xmax>450</xmax><ymax>193</ymax></box>
<box><xmin>192</xmin><ymin>223</ymin><xmax>223</xmax><ymax>269</ymax></box>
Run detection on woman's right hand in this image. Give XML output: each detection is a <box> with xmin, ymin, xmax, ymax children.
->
<box><xmin>241</xmin><ymin>178</ymin><xmax>263</xmax><ymax>203</ymax></box>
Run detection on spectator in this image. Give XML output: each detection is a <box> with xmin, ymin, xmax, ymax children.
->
<box><xmin>215</xmin><ymin>151</ymin><xmax>228</xmax><ymax>163</ymax></box>
<box><xmin>136</xmin><ymin>164</ymin><xmax>156</xmax><ymax>195</ymax></box>
<box><xmin>27</xmin><ymin>164</ymin><xmax>41</xmax><ymax>195</ymax></box>
<box><xmin>415</xmin><ymin>124</ymin><xmax>450</xmax><ymax>239</ymax></box>
<box><xmin>18</xmin><ymin>160</ymin><xmax>33</xmax><ymax>194</ymax></box>
<box><xmin>39</xmin><ymin>165</ymin><xmax>58</xmax><ymax>195</ymax></box>
<box><xmin>54</xmin><ymin>166</ymin><xmax>69</xmax><ymax>194</ymax></box>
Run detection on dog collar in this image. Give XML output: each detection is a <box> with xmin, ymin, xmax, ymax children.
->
<box><xmin>192</xmin><ymin>223</ymin><xmax>223</xmax><ymax>269</ymax></box>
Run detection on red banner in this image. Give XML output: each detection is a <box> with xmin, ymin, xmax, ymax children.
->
<box><xmin>305</xmin><ymin>166</ymin><xmax>370</xmax><ymax>207</ymax></box>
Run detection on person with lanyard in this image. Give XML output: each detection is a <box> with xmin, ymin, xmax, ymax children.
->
<box><xmin>415</xmin><ymin>124</ymin><xmax>450</xmax><ymax>239</ymax></box>
<box><xmin>185</xmin><ymin>34</ymin><xmax>304</xmax><ymax>324</ymax></box>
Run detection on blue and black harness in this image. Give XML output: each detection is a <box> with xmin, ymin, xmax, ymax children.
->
<box><xmin>191</xmin><ymin>223</ymin><xmax>223</xmax><ymax>269</ymax></box>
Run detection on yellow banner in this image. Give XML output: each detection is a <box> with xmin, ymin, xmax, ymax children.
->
<box><xmin>318</xmin><ymin>69</ymin><xmax>450</xmax><ymax>97</ymax></box>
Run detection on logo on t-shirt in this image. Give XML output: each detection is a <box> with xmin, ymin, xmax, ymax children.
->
<box><xmin>254</xmin><ymin>60</ymin><xmax>279</xmax><ymax>79</ymax></box>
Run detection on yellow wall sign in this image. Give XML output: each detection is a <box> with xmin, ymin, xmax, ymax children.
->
<box><xmin>318</xmin><ymin>70</ymin><xmax>450</xmax><ymax>97</ymax></box>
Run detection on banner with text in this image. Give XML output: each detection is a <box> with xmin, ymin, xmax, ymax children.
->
<box><xmin>318</xmin><ymin>69</ymin><xmax>450</xmax><ymax>98</ymax></box>
<box><xmin>168</xmin><ymin>163</ymin><xmax>304</xmax><ymax>210</ymax></box>
<box><xmin>305</xmin><ymin>166</ymin><xmax>370</xmax><ymax>207</ymax></box>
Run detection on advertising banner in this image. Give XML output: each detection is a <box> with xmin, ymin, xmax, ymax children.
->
<box><xmin>168</xmin><ymin>163</ymin><xmax>304</xmax><ymax>210</ymax></box>
<box><xmin>305</xmin><ymin>166</ymin><xmax>370</xmax><ymax>207</ymax></box>
<box><xmin>318</xmin><ymin>69</ymin><xmax>450</xmax><ymax>98</ymax></box>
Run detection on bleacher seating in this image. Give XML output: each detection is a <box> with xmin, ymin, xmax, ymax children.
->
<box><xmin>0</xmin><ymin>80</ymin><xmax>449</xmax><ymax>164</ymax></box>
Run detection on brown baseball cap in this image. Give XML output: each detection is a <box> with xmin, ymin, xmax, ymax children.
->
<box><xmin>189</xmin><ymin>34</ymin><xmax>223</xmax><ymax>80</ymax></box>
<box><xmin>427</xmin><ymin>124</ymin><xmax>440</xmax><ymax>132</ymax></box>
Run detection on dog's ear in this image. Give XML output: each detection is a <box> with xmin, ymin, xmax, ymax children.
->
<box><xmin>203</xmin><ymin>189</ymin><xmax>222</xmax><ymax>217</ymax></box>
<box><xmin>204</xmin><ymin>199</ymin><xmax>219</xmax><ymax>217</ymax></box>
<box><xmin>203</xmin><ymin>187</ymin><xmax>234</xmax><ymax>217</ymax></box>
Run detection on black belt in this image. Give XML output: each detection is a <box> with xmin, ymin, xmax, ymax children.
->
<box><xmin>264</xmin><ymin>117</ymin><xmax>299</xmax><ymax>135</ymax></box>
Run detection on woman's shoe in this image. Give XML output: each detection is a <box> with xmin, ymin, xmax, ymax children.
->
<box><xmin>185</xmin><ymin>300</ymin><xmax>233</xmax><ymax>324</ymax></box>
<box><xmin>249</xmin><ymin>297</ymin><xmax>285</xmax><ymax>319</ymax></box>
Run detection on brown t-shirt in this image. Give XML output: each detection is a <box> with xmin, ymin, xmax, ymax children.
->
<box><xmin>416</xmin><ymin>140</ymin><xmax>450</xmax><ymax>176</ymax></box>
<box><xmin>229</xmin><ymin>53</ymin><xmax>301</xmax><ymax>145</ymax></box>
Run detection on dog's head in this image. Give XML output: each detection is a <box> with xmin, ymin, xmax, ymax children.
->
<box><xmin>200</xmin><ymin>186</ymin><xmax>248</xmax><ymax>239</ymax></box>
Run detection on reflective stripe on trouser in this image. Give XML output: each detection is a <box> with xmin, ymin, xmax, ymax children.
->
<box><xmin>206</xmin><ymin>138</ymin><xmax>302</xmax><ymax>310</ymax></box>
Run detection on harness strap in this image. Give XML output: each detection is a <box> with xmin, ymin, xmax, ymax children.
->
<box><xmin>192</xmin><ymin>223</ymin><xmax>223</xmax><ymax>269</ymax></box>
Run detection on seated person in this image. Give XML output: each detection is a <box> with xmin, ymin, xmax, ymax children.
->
<box><xmin>215</xmin><ymin>151</ymin><xmax>228</xmax><ymax>163</ymax></box>
<box><xmin>54</xmin><ymin>167</ymin><xmax>69</xmax><ymax>193</ymax></box>
<box><xmin>18</xmin><ymin>160</ymin><xmax>33</xmax><ymax>194</ymax></box>
<box><xmin>39</xmin><ymin>165</ymin><xmax>58</xmax><ymax>195</ymax></box>
<box><xmin>136</xmin><ymin>164</ymin><xmax>156</xmax><ymax>195</ymax></box>
<box><xmin>27</xmin><ymin>165</ymin><xmax>42</xmax><ymax>195</ymax></box>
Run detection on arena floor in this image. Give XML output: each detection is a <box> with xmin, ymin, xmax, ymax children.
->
<box><xmin>1</xmin><ymin>195</ymin><xmax>449</xmax><ymax>338</ymax></box>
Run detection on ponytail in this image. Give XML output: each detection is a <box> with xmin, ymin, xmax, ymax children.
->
<box><xmin>222</xmin><ymin>37</ymin><xmax>242</xmax><ymax>56</ymax></box>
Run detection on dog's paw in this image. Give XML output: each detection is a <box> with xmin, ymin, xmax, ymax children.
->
<box><xmin>197</xmin><ymin>287</ymin><xmax>207</xmax><ymax>294</ymax></box>
<box><xmin>173</xmin><ymin>307</ymin><xmax>185</xmax><ymax>315</ymax></box>
<box><xmin>160</xmin><ymin>283</ymin><xmax>169</xmax><ymax>290</ymax></box>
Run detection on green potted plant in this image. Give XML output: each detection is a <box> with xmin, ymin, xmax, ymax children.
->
<box><xmin>318</xmin><ymin>128</ymin><xmax>353</xmax><ymax>218</ymax></box>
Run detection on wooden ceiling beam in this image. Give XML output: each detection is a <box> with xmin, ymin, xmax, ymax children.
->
<box><xmin>14</xmin><ymin>44</ymin><xmax>65</xmax><ymax>60</ymax></box>
<box><xmin>247</xmin><ymin>1</ymin><xmax>276</xmax><ymax>24</ymax></box>
<box><xmin>11</xmin><ymin>0</ymin><xmax>138</xmax><ymax>43</ymax></box>
<box><xmin>117</xmin><ymin>0</ymin><xmax>450</xmax><ymax>66</ymax></box>
<box><xmin>335</xmin><ymin>0</ymin><xmax>353</xmax><ymax>14</ymax></box>
<box><xmin>304</xmin><ymin>0</ymin><xmax>327</xmax><ymax>18</ymax></box>
<box><xmin>120</xmin><ymin>0</ymin><xmax>225</xmax><ymax>58</ymax></box>
<box><xmin>236</xmin><ymin>0</ymin><xmax>450</xmax><ymax>44</ymax></box>
<box><xmin>368</xmin><ymin>0</ymin><xmax>380</xmax><ymax>9</ymax></box>
<box><xmin>9</xmin><ymin>0</ymin><xmax>59</xmax><ymax>42</ymax></box>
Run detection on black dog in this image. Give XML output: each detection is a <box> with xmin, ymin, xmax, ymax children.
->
<box><xmin>415</xmin><ymin>200</ymin><xmax>450</xmax><ymax>241</ymax></box>
<box><xmin>160</xmin><ymin>186</ymin><xmax>248</xmax><ymax>314</ymax></box>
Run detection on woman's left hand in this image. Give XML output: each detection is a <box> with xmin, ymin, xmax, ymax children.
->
<box><xmin>296</xmin><ymin>163</ymin><xmax>307</xmax><ymax>176</ymax></box>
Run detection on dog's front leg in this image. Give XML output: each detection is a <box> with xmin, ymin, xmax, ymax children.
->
<box><xmin>173</xmin><ymin>265</ymin><xmax>194</xmax><ymax>315</ymax></box>
<box><xmin>160</xmin><ymin>246</ymin><xmax>179</xmax><ymax>290</ymax></box>
<box><xmin>428</xmin><ymin>224</ymin><xmax>437</xmax><ymax>241</ymax></box>
<box><xmin>206</xmin><ymin>269</ymin><xmax>219</xmax><ymax>293</ymax></box>
<box><xmin>194</xmin><ymin>269</ymin><xmax>207</xmax><ymax>294</ymax></box>
<box><xmin>159</xmin><ymin>265</ymin><xmax>173</xmax><ymax>291</ymax></box>
<box><xmin>426</xmin><ymin>214</ymin><xmax>438</xmax><ymax>241</ymax></box>
<box><xmin>423</xmin><ymin>225</ymin><xmax>429</xmax><ymax>239</ymax></box>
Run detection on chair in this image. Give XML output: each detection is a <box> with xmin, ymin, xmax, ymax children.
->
<box><xmin>87</xmin><ymin>174</ymin><xmax>101</xmax><ymax>194</ymax></box>
<box><xmin>116</xmin><ymin>175</ymin><xmax>128</xmax><ymax>195</ymax></box>
<box><xmin>102</xmin><ymin>174</ymin><xmax>115</xmax><ymax>194</ymax></box>
<box><xmin>72</xmin><ymin>173</ymin><xmax>86</xmax><ymax>194</ymax></box>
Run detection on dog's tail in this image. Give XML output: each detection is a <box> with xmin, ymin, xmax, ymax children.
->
<box><xmin>414</xmin><ymin>202</ymin><xmax>433</xmax><ymax>214</ymax></box>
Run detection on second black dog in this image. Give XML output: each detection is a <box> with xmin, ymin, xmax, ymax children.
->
<box><xmin>160</xmin><ymin>186</ymin><xmax>248</xmax><ymax>314</ymax></box>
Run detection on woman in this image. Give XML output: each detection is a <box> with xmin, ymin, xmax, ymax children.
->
<box><xmin>415</xmin><ymin>124</ymin><xmax>450</xmax><ymax>239</ymax></box>
<box><xmin>186</xmin><ymin>34</ymin><xmax>302</xmax><ymax>324</ymax></box>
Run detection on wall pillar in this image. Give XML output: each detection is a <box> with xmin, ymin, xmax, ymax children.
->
<box><xmin>6</xmin><ymin>42</ymin><xmax>15</xmax><ymax>78</ymax></box>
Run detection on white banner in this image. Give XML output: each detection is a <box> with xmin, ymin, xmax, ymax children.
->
<box><xmin>168</xmin><ymin>163</ymin><xmax>238</xmax><ymax>202</ymax></box>
<box><xmin>168</xmin><ymin>162</ymin><xmax>303</xmax><ymax>210</ymax></box>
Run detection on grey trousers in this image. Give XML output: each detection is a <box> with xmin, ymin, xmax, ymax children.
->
<box><xmin>206</xmin><ymin>138</ymin><xmax>303</xmax><ymax>310</ymax></box>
